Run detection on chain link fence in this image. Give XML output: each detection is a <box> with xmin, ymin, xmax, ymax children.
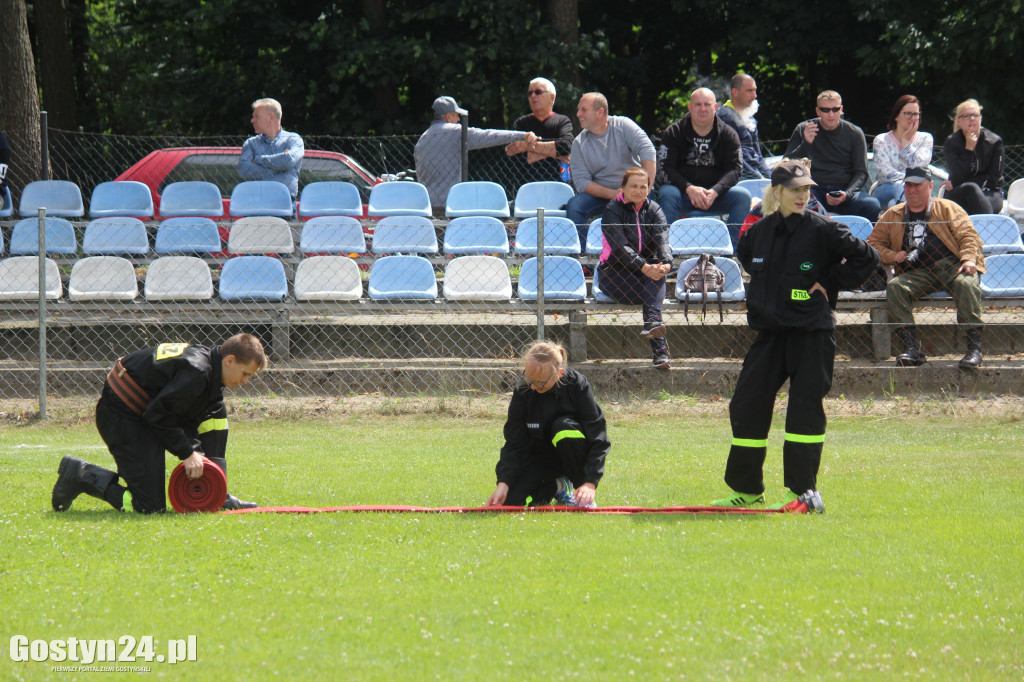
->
<box><xmin>1</xmin><ymin>128</ymin><xmax>1023</xmax><ymax>410</ymax></box>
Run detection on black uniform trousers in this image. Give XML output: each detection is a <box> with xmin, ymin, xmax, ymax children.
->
<box><xmin>598</xmin><ymin>267</ymin><xmax>668</xmax><ymax>356</ymax></box>
<box><xmin>504</xmin><ymin>415</ymin><xmax>592</xmax><ymax>506</ymax></box>
<box><xmin>725</xmin><ymin>329</ymin><xmax>835</xmax><ymax>496</ymax></box>
<box><xmin>94</xmin><ymin>393</ymin><xmax>229</xmax><ymax>513</ymax></box>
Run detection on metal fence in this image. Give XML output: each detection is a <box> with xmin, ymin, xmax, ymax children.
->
<box><xmin>1</xmin><ymin>128</ymin><xmax>1023</xmax><ymax>411</ymax></box>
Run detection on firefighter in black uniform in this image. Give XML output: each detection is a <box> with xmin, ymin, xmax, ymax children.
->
<box><xmin>51</xmin><ymin>333</ymin><xmax>268</xmax><ymax>514</ymax></box>
<box><xmin>710</xmin><ymin>159</ymin><xmax>879</xmax><ymax>511</ymax></box>
<box><xmin>486</xmin><ymin>340</ymin><xmax>610</xmax><ymax>508</ymax></box>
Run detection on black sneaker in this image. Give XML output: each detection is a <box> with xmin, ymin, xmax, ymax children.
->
<box><xmin>640</xmin><ymin>322</ymin><xmax>667</xmax><ymax>338</ymax></box>
<box><xmin>652</xmin><ymin>354</ymin><xmax>670</xmax><ymax>370</ymax></box>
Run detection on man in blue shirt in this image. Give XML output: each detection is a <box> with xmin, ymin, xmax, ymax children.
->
<box><xmin>238</xmin><ymin>98</ymin><xmax>305</xmax><ymax>198</ymax></box>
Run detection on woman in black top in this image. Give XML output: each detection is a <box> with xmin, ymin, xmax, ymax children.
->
<box><xmin>940</xmin><ymin>98</ymin><xmax>1004</xmax><ymax>215</ymax></box>
<box><xmin>598</xmin><ymin>168</ymin><xmax>673</xmax><ymax>369</ymax></box>
<box><xmin>487</xmin><ymin>340</ymin><xmax>610</xmax><ymax>508</ymax></box>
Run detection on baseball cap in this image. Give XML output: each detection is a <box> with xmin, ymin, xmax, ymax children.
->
<box><xmin>432</xmin><ymin>96</ymin><xmax>468</xmax><ymax>116</ymax></box>
<box><xmin>770</xmin><ymin>159</ymin><xmax>817</xmax><ymax>188</ymax></box>
<box><xmin>904</xmin><ymin>167</ymin><xmax>933</xmax><ymax>184</ymax></box>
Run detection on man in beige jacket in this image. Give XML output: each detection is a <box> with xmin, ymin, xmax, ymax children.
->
<box><xmin>866</xmin><ymin>167</ymin><xmax>985</xmax><ymax>369</ymax></box>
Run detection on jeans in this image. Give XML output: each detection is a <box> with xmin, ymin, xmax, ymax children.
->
<box><xmin>566</xmin><ymin>193</ymin><xmax>610</xmax><ymax>252</ymax></box>
<box><xmin>946</xmin><ymin>183</ymin><xmax>1004</xmax><ymax>216</ymax></box>
<box><xmin>872</xmin><ymin>181</ymin><xmax>905</xmax><ymax>210</ymax></box>
<box><xmin>811</xmin><ymin>186</ymin><xmax>882</xmax><ymax>222</ymax></box>
<box><xmin>657</xmin><ymin>184</ymin><xmax>752</xmax><ymax>245</ymax></box>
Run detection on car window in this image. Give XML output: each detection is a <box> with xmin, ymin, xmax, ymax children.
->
<box><xmin>159</xmin><ymin>154</ymin><xmax>241</xmax><ymax>197</ymax></box>
<box><xmin>300</xmin><ymin>158</ymin><xmax>373</xmax><ymax>200</ymax></box>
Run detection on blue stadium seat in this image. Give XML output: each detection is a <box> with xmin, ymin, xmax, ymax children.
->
<box><xmin>154</xmin><ymin>217</ymin><xmax>221</xmax><ymax>254</ymax></box>
<box><xmin>591</xmin><ymin>267</ymin><xmax>615</xmax><ymax>303</ymax></box>
<box><xmin>736</xmin><ymin>178</ymin><xmax>771</xmax><ymax>201</ymax></box>
<box><xmin>0</xmin><ymin>256</ymin><xmax>63</xmax><ymax>300</ymax></box>
<box><xmin>9</xmin><ymin>217</ymin><xmax>77</xmax><ymax>254</ymax></box>
<box><xmin>442</xmin><ymin>216</ymin><xmax>509</xmax><ymax>255</ymax></box>
<box><xmin>368</xmin><ymin>255</ymin><xmax>437</xmax><ymax>300</ymax></box>
<box><xmin>831</xmin><ymin>215</ymin><xmax>874</xmax><ymax>241</ymax></box>
<box><xmin>300</xmin><ymin>216</ymin><xmax>367</xmax><ymax>254</ymax></box>
<box><xmin>513</xmin><ymin>181</ymin><xmax>574</xmax><ymax>218</ymax></box>
<box><xmin>445</xmin><ymin>181</ymin><xmax>511</xmax><ymax>218</ymax></box>
<box><xmin>513</xmin><ymin>216</ymin><xmax>581</xmax><ymax>255</ymax></box>
<box><xmin>19</xmin><ymin>180</ymin><xmax>84</xmax><ymax>218</ymax></box>
<box><xmin>229</xmin><ymin>181</ymin><xmax>295</xmax><ymax>218</ymax></box>
<box><xmin>144</xmin><ymin>256</ymin><xmax>214</xmax><ymax>301</ymax></box>
<box><xmin>160</xmin><ymin>181</ymin><xmax>224</xmax><ymax>217</ymax></box>
<box><xmin>971</xmin><ymin>214</ymin><xmax>1024</xmax><ymax>254</ymax></box>
<box><xmin>517</xmin><ymin>256</ymin><xmax>586</xmax><ymax>301</ymax></box>
<box><xmin>294</xmin><ymin>256</ymin><xmax>363</xmax><ymax>301</ymax></box>
<box><xmin>298</xmin><ymin>181</ymin><xmax>363</xmax><ymax>217</ymax></box>
<box><xmin>89</xmin><ymin>181</ymin><xmax>155</xmax><ymax>218</ymax></box>
<box><xmin>0</xmin><ymin>186</ymin><xmax>14</xmax><ymax>218</ymax></box>
<box><xmin>82</xmin><ymin>217</ymin><xmax>150</xmax><ymax>255</ymax></box>
<box><xmin>371</xmin><ymin>216</ymin><xmax>438</xmax><ymax>254</ymax></box>
<box><xmin>219</xmin><ymin>256</ymin><xmax>288</xmax><ymax>301</ymax></box>
<box><xmin>68</xmin><ymin>256</ymin><xmax>139</xmax><ymax>301</ymax></box>
<box><xmin>668</xmin><ymin>218</ymin><xmax>734</xmax><ymax>257</ymax></box>
<box><xmin>585</xmin><ymin>218</ymin><xmax>604</xmax><ymax>256</ymax></box>
<box><xmin>227</xmin><ymin>216</ymin><xmax>295</xmax><ymax>254</ymax></box>
<box><xmin>675</xmin><ymin>257</ymin><xmax>745</xmax><ymax>302</ymax></box>
<box><xmin>367</xmin><ymin>182</ymin><xmax>432</xmax><ymax>217</ymax></box>
<box><xmin>980</xmin><ymin>254</ymin><xmax>1024</xmax><ymax>297</ymax></box>
<box><xmin>443</xmin><ymin>256</ymin><xmax>512</xmax><ymax>301</ymax></box>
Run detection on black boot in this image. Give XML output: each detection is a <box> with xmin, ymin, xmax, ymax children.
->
<box><xmin>207</xmin><ymin>457</ymin><xmax>258</xmax><ymax>510</ymax></box>
<box><xmin>52</xmin><ymin>455</ymin><xmax>118</xmax><ymax>511</ymax></box>
<box><xmin>959</xmin><ymin>329</ymin><xmax>983</xmax><ymax>370</ymax></box>
<box><xmin>895</xmin><ymin>327</ymin><xmax>926</xmax><ymax>367</ymax></box>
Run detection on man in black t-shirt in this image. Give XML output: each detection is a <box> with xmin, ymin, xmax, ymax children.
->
<box><xmin>506</xmin><ymin>77</ymin><xmax>574</xmax><ymax>184</ymax></box>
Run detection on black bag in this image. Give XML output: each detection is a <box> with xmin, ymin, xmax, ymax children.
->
<box><xmin>859</xmin><ymin>265</ymin><xmax>890</xmax><ymax>292</ymax></box>
<box><xmin>682</xmin><ymin>254</ymin><xmax>726</xmax><ymax>322</ymax></box>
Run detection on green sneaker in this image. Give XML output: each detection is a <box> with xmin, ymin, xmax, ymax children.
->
<box><xmin>709</xmin><ymin>491</ymin><xmax>765</xmax><ymax>508</ymax></box>
<box><xmin>767</xmin><ymin>491</ymin><xmax>801</xmax><ymax>511</ymax></box>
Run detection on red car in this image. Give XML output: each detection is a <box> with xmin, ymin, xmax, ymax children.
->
<box><xmin>115</xmin><ymin>146</ymin><xmax>380</xmax><ymax>218</ymax></box>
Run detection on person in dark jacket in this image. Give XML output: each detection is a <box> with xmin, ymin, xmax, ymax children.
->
<box><xmin>51</xmin><ymin>333</ymin><xmax>268</xmax><ymax>514</ymax></box>
<box><xmin>940</xmin><ymin>98</ymin><xmax>1004</xmax><ymax>215</ymax></box>
<box><xmin>598</xmin><ymin>167</ymin><xmax>673</xmax><ymax>369</ymax></box>
<box><xmin>710</xmin><ymin>159</ymin><xmax>880</xmax><ymax>512</ymax></box>
<box><xmin>487</xmin><ymin>340</ymin><xmax>610</xmax><ymax>508</ymax></box>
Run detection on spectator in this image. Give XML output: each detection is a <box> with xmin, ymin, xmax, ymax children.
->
<box><xmin>486</xmin><ymin>340</ymin><xmax>610</xmax><ymax>508</ymax></box>
<box><xmin>567</xmin><ymin>92</ymin><xmax>657</xmax><ymax>249</ymax></box>
<box><xmin>658</xmin><ymin>87</ymin><xmax>750</xmax><ymax>245</ymax></box>
<box><xmin>505</xmin><ymin>77</ymin><xmax>574</xmax><ymax>184</ymax></box>
<box><xmin>871</xmin><ymin>95</ymin><xmax>933</xmax><ymax>210</ymax></box>
<box><xmin>0</xmin><ymin>131</ymin><xmax>9</xmax><ymax>209</ymax></box>
<box><xmin>599</xmin><ymin>168</ymin><xmax>674</xmax><ymax>370</ymax></box>
<box><xmin>867</xmin><ymin>167</ymin><xmax>986</xmax><ymax>369</ymax></box>
<box><xmin>717</xmin><ymin>73</ymin><xmax>772</xmax><ymax>179</ymax></box>
<box><xmin>784</xmin><ymin>90</ymin><xmax>881</xmax><ymax>221</ymax></box>
<box><xmin>238</xmin><ymin>98</ymin><xmax>305</xmax><ymax>198</ymax></box>
<box><xmin>940</xmin><ymin>99</ymin><xmax>1004</xmax><ymax>215</ymax></box>
<box><xmin>710</xmin><ymin>159</ymin><xmax>879</xmax><ymax>512</ymax></box>
<box><xmin>414</xmin><ymin>96</ymin><xmax>535</xmax><ymax>213</ymax></box>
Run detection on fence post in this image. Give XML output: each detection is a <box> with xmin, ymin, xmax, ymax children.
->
<box><xmin>37</xmin><ymin>207</ymin><xmax>48</xmax><ymax>419</ymax></box>
<box><xmin>536</xmin><ymin>208</ymin><xmax>545</xmax><ymax>340</ymax></box>
<box><xmin>39</xmin><ymin>111</ymin><xmax>49</xmax><ymax>180</ymax></box>
<box><xmin>460</xmin><ymin>114</ymin><xmax>469</xmax><ymax>183</ymax></box>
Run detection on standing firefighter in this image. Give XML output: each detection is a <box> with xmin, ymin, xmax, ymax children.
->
<box><xmin>51</xmin><ymin>334</ymin><xmax>268</xmax><ymax>514</ymax></box>
<box><xmin>710</xmin><ymin>159</ymin><xmax>879</xmax><ymax>512</ymax></box>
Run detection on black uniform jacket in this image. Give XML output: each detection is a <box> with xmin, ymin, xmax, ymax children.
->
<box><xmin>108</xmin><ymin>344</ymin><xmax>225</xmax><ymax>459</ymax></box>
<box><xmin>497</xmin><ymin>368</ymin><xmax>610</xmax><ymax>486</ymax></box>
<box><xmin>737</xmin><ymin>210</ymin><xmax>880</xmax><ymax>332</ymax></box>
<box><xmin>599</xmin><ymin>195</ymin><xmax>672</xmax><ymax>272</ymax></box>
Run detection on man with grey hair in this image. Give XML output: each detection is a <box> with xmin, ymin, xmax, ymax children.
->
<box><xmin>239</xmin><ymin>97</ymin><xmax>305</xmax><ymax>198</ymax></box>
<box><xmin>567</xmin><ymin>92</ymin><xmax>657</xmax><ymax>247</ymax></box>
<box><xmin>506</xmin><ymin>77</ymin><xmax>574</xmax><ymax>183</ymax></box>
<box><xmin>415</xmin><ymin>95</ymin><xmax>537</xmax><ymax>212</ymax></box>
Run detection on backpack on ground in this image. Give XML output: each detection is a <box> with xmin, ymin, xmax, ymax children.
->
<box><xmin>682</xmin><ymin>253</ymin><xmax>726</xmax><ymax>322</ymax></box>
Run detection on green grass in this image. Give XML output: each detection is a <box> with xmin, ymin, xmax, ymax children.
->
<box><xmin>2</xmin><ymin>409</ymin><xmax>1022</xmax><ymax>680</ymax></box>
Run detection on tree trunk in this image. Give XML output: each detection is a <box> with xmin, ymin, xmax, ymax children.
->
<box><xmin>361</xmin><ymin>0</ymin><xmax>401</xmax><ymax>128</ymax></box>
<box><xmin>545</xmin><ymin>0</ymin><xmax>580</xmax><ymax>92</ymax></box>
<box><xmin>35</xmin><ymin>0</ymin><xmax>78</xmax><ymax>130</ymax></box>
<box><xmin>0</xmin><ymin>0</ymin><xmax>44</xmax><ymax>194</ymax></box>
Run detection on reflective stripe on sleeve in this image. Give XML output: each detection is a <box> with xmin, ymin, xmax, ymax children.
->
<box><xmin>197</xmin><ymin>418</ymin><xmax>228</xmax><ymax>435</ymax></box>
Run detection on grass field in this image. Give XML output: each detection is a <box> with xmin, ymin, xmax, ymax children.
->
<box><xmin>2</xmin><ymin>398</ymin><xmax>1022</xmax><ymax>680</ymax></box>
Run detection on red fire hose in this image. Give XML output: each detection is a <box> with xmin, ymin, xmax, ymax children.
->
<box><xmin>168</xmin><ymin>457</ymin><xmax>227</xmax><ymax>513</ymax></box>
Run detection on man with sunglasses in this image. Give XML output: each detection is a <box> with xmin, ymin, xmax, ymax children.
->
<box><xmin>505</xmin><ymin>77</ymin><xmax>574</xmax><ymax>184</ymax></box>
<box><xmin>784</xmin><ymin>91</ymin><xmax>881</xmax><ymax>221</ymax></box>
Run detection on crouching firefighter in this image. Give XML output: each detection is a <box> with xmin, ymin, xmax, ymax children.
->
<box><xmin>51</xmin><ymin>333</ymin><xmax>268</xmax><ymax>513</ymax></box>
